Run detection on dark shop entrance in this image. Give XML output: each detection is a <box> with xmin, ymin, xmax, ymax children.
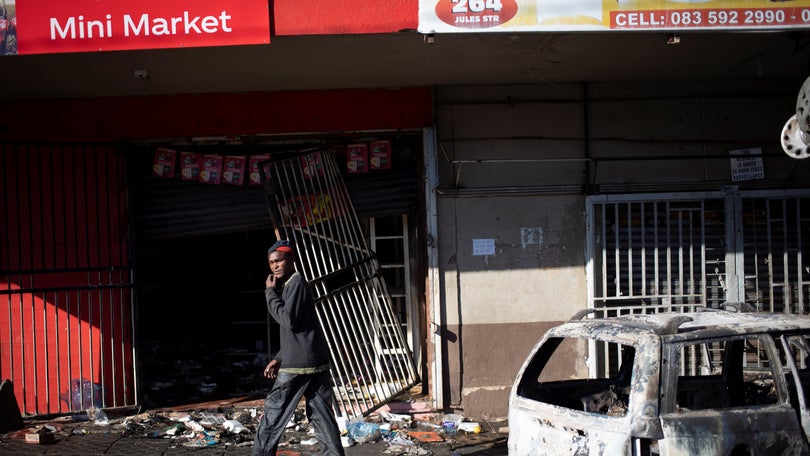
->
<box><xmin>128</xmin><ymin>134</ymin><xmax>425</xmax><ymax>409</ymax></box>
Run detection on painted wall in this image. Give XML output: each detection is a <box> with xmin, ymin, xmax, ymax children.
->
<box><xmin>0</xmin><ymin>88</ymin><xmax>432</xmax><ymax>142</ymax></box>
<box><xmin>433</xmin><ymin>78</ymin><xmax>810</xmax><ymax>418</ymax></box>
<box><xmin>274</xmin><ymin>0</ymin><xmax>416</xmax><ymax>35</ymax></box>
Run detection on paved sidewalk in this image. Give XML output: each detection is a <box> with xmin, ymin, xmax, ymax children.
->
<box><xmin>0</xmin><ymin>396</ymin><xmax>508</xmax><ymax>456</ymax></box>
<box><xmin>0</xmin><ymin>431</ymin><xmax>507</xmax><ymax>455</ymax></box>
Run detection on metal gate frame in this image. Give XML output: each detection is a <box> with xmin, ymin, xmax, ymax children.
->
<box><xmin>261</xmin><ymin>149</ymin><xmax>419</xmax><ymax>419</ymax></box>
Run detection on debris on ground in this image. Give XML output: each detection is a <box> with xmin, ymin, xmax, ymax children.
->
<box><xmin>24</xmin><ymin>426</ymin><xmax>56</xmax><ymax>444</ymax></box>
<box><xmin>0</xmin><ymin>392</ymin><xmax>504</xmax><ymax>455</ymax></box>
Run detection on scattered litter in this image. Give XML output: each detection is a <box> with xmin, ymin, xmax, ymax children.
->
<box><xmin>183</xmin><ymin>431</ymin><xmax>219</xmax><ymax>447</ymax></box>
<box><xmin>347</xmin><ymin>420</ymin><xmax>381</xmax><ymax>443</ymax></box>
<box><xmin>341</xmin><ymin>435</ymin><xmax>354</xmax><ymax>448</ymax></box>
<box><xmin>387</xmin><ymin>433</ymin><xmax>415</xmax><ymax>446</ymax></box>
<box><xmin>415</xmin><ymin>420</ymin><xmax>441</xmax><ymax>431</ymax></box>
<box><xmin>223</xmin><ymin>419</ymin><xmax>249</xmax><ymax>434</ymax></box>
<box><xmin>5</xmin><ymin>395</ymin><xmax>497</xmax><ymax>454</ymax></box>
<box><xmin>385</xmin><ymin>445</ymin><xmax>433</xmax><ymax>455</ymax></box>
<box><xmin>88</xmin><ymin>408</ymin><xmax>110</xmax><ymax>426</ymax></box>
<box><xmin>200</xmin><ymin>412</ymin><xmax>227</xmax><ymax>427</ymax></box>
<box><xmin>380</xmin><ymin>411</ymin><xmax>412</xmax><ymax>429</ymax></box>
<box><xmin>25</xmin><ymin>426</ymin><xmax>56</xmax><ymax>445</ymax></box>
<box><xmin>148</xmin><ymin>422</ymin><xmax>186</xmax><ymax>438</ymax></box>
<box><xmin>184</xmin><ymin>420</ymin><xmax>205</xmax><ymax>432</ymax></box>
<box><xmin>407</xmin><ymin>431</ymin><xmax>443</xmax><ymax>443</ymax></box>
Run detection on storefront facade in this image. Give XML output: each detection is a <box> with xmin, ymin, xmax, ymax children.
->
<box><xmin>3</xmin><ymin>0</ymin><xmax>810</xmax><ymax>419</ymax></box>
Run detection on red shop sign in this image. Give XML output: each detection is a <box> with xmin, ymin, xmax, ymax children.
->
<box><xmin>15</xmin><ymin>0</ymin><xmax>270</xmax><ymax>55</ymax></box>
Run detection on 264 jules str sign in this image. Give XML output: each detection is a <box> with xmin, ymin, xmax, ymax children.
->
<box><xmin>4</xmin><ymin>0</ymin><xmax>269</xmax><ymax>55</ymax></box>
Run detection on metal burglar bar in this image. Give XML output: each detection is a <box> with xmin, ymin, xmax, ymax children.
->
<box><xmin>261</xmin><ymin>150</ymin><xmax>418</xmax><ymax>419</ymax></box>
<box><xmin>744</xmin><ymin>197</ymin><xmax>810</xmax><ymax>315</ymax></box>
<box><xmin>590</xmin><ymin>199</ymin><xmax>714</xmax><ymax>317</ymax></box>
<box><xmin>588</xmin><ymin>192</ymin><xmax>810</xmax><ymax>375</ymax></box>
<box><xmin>588</xmin><ymin>195</ymin><xmax>725</xmax><ymax>377</ymax></box>
<box><xmin>0</xmin><ymin>144</ymin><xmax>136</xmax><ymax>416</ymax></box>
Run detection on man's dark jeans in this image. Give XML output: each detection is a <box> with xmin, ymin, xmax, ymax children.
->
<box><xmin>252</xmin><ymin>370</ymin><xmax>345</xmax><ymax>456</ymax></box>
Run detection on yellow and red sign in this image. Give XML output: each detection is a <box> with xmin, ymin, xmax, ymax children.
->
<box><xmin>419</xmin><ymin>0</ymin><xmax>810</xmax><ymax>33</ymax></box>
<box><xmin>9</xmin><ymin>0</ymin><xmax>269</xmax><ymax>55</ymax></box>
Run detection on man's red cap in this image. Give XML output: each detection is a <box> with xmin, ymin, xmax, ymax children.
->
<box><xmin>268</xmin><ymin>240</ymin><xmax>296</xmax><ymax>255</ymax></box>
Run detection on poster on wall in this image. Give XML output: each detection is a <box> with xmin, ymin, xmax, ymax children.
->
<box><xmin>7</xmin><ymin>0</ymin><xmax>269</xmax><ymax>56</ymax></box>
<box><xmin>199</xmin><ymin>154</ymin><xmax>223</xmax><ymax>185</ymax></box>
<box><xmin>346</xmin><ymin>143</ymin><xmax>368</xmax><ymax>174</ymax></box>
<box><xmin>249</xmin><ymin>154</ymin><xmax>271</xmax><ymax>185</ymax></box>
<box><xmin>300</xmin><ymin>153</ymin><xmax>324</xmax><ymax>179</ymax></box>
<box><xmin>369</xmin><ymin>140</ymin><xmax>392</xmax><ymax>170</ymax></box>
<box><xmin>281</xmin><ymin>190</ymin><xmax>345</xmax><ymax>227</ymax></box>
<box><xmin>180</xmin><ymin>151</ymin><xmax>201</xmax><ymax>181</ymax></box>
<box><xmin>152</xmin><ymin>148</ymin><xmax>176</xmax><ymax>178</ymax></box>
<box><xmin>419</xmin><ymin>0</ymin><xmax>810</xmax><ymax>33</ymax></box>
<box><xmin>222</xmin><ymin>155</ymin><xmax>246</xmax><ymax>185</ymax></box>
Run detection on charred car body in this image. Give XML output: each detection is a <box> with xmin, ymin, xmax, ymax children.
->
<box><xmin>508</xmin><ymin>307</ymin><xmax>810</xmax><ymax>455</ymax></box>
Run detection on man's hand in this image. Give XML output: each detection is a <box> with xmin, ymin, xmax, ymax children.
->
<box><xmin>265</xmin><ymin>273</ymin><xmax>277</xmax><ymax>289</ymax></box>
<box><xmin>263</xmin><ymin>359</ymin><xmax>280</xmax><ymax>379</ymax></box>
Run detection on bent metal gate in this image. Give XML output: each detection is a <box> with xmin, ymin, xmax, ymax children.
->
<box><xmin>260</xmin><ymin>149</ymin><xmax>419</xmax><ymax>419</ymax></box>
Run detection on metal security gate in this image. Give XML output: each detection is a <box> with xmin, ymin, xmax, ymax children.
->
<box><xmin>261</xmin><ymin>150</ymin><xmax>419</xmax><ymax>419</ymax></box>
<box><xmin>587</xmin><ymin>190</ymin><xmax>810</xmax><ymax>374</ymax></box>
<box><xmin>742</xmin><ymin>196</ymin><xmax>810</xmax><ymax>315</ymax></box>
<box><xmin>587</xmin><ymin>196</ymin><xmax>723</xmax><ymax>317</ymax></box>
<box><xmin>0</xmin><ymin>144</ymin><xmax>136</xmax><ymax>416</ymax></box>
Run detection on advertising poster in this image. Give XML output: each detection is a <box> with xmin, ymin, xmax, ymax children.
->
<box><xmin>6</xmin><ymin>0</ymin><xmax>269</xmax><ymax>56</ymax></box>
<box><xmin>346</xmin><ymin>143</ymin><xmax>368</xmax><ymax>174</ymax></box>
<box><xmin>370</xmin><ymin>140</ymin><xmax>392</xmax><ymax>170</ymax></box>
<box><xmin>282</xmin><ymin>191</ymin><xmax>345</xmax><ymax>227</ymax></box>
<box><xmin>300</xmin><ymin>152</ymin><xmax>324</xmax><ymax>179</ymax></box>
<box><xmin>248</xmin><ymin>154</ymin><xmax>271</xmax><ymax>185</ymax></box>
<box><xmin>180</xmin><ymin>151</ymin><xmax>201</xmax><ymax>181</ymax></box>
<box><xmin>222</xmin><ymin>155</ymin><xmax>247</xmax><ymax>185</ymax></box>
<box><xmin>152</xmin><ymin>148</ymin><xmax>176</xmax><ymax>178</ymax></box>
<box><xmin>199</xmin><ymin>154</ymin><xmax>223</xmax><ymax>185</ymax></box>
<box><xmin>419</xmin><ymin>0</ymin><xmax>810</xmax><ymax>33</ymax></box>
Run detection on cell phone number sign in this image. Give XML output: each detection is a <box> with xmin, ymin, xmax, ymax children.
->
<box><xmin>418</xmin><ymin>0</ymin><xmax>810</xmax><ymax>33</ymax></box>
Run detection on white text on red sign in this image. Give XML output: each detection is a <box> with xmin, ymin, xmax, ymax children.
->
<box><xmin>50</xmin><ymin>11</ymin><xmax>234</xmax><ymax>40</ymax></box>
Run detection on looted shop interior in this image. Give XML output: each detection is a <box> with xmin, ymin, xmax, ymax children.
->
<box><xmin>127</xmin><ymin>134</ymin><xmax>426</xmax><ymax>407</ymax></box>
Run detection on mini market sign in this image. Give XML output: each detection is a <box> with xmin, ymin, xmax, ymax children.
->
<box><xmin>10</xmin><ymin>0</ymin><xmax>269</xmax><ymax>55</ymax></box>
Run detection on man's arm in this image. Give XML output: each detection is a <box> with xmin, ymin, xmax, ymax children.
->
<box><xmin>265</xmin><ymin>273</ymin><xmax>308</xmax><ymax>330</ymax></box>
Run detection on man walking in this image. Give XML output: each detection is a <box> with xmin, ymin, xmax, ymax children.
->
<box><xmin>253</xmin><ymin>240</ymin><xmax>345</xmax><ymax>456</ymax></box>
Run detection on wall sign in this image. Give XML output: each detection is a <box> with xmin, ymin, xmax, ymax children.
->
<box><xmin>730</xmin><ymin>147</ymin><xmax>765</xmax><ymax>182</ymax></box>
<box><xmin>419</xmin><ymin>0</ymin><xmax>810</xmax><ymax>33</ymax></box>
<box><xmin>10</xmin><ymin>0</ymin><xmax>269</xmax><ymax>55</ymax></box>
<box><xmin>472</xmin><ymin>238</ymin><xmax>496</xmax><ymax>256</ymax></box>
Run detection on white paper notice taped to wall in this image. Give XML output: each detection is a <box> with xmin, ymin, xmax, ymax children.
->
<box><xmin>472</xmin><ymin>239</ymin><xmax>496</xmax><ymax>256</ymax></box>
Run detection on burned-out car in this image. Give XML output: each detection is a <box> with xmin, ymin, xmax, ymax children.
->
<box><xmin>508</xmin><ymin>307</ymin><xmax>810</xmax><ymax>455</ymax></box>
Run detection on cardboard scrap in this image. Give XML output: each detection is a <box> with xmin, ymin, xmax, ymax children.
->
<box><xmin>25</xmin><ymin>427</ymin><xmax>55</xmax><ymax>444</ymax></box>
<box><xmin>407</xmin><ymin>431</ymin><xmax>443</xmax><ymax>443</ymax></box>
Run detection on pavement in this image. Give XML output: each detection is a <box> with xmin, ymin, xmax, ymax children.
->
<box><xmin>0</xmin><ymin>397</ymin><xmax>509</xmax><ymax>456</ymax></box>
